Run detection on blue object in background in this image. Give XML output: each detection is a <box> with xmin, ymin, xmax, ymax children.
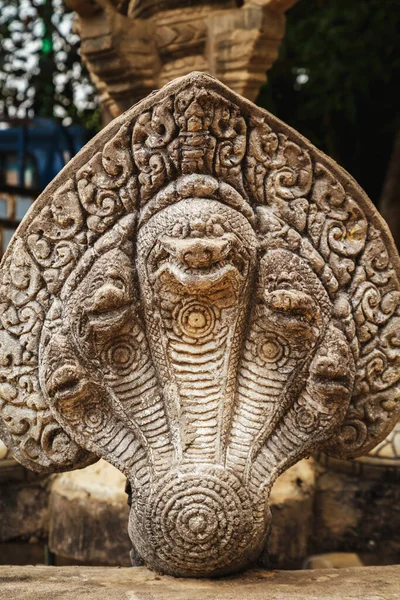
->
<box><xmin>0</xmin><ymin>118</ymin><xmax>91</xmax><ymax>193</ymax></box>
<box><xmin>0</xmin><ymin>118</ymin><xmax>92</xmax><ymax>255</ymax></box>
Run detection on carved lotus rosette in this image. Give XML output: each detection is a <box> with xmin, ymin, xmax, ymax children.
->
<box><xmin>1</xmin><ymin>73</ymin><xmax>400</xmax><ymax>577</ymax></box>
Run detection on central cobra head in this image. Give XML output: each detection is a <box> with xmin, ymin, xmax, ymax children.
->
<box><xmin>132</xmin><ymin>196</ymin><xmax>264</xmax><ymax>576</ymax></box>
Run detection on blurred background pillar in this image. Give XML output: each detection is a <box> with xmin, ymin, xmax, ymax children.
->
<box><xmin>67</xmin><ymin>0</ymin><xmax>298</xmax><ymax>124</ymax></box>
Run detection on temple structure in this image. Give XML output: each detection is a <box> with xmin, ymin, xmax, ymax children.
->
<box><xmin>67</xmin><ymin>0</ymin><xmax>298</xmax><ymax>121</ymax></box>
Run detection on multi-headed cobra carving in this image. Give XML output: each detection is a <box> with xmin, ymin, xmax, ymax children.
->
<box><xmin>1</xmin><ymin>73</ymin><xmax>400</xmax><ymax>577</ymax></box>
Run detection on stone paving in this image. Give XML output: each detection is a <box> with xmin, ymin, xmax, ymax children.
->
<box><xmin>0</xmin><ymin>565</ymin><xmax>399</xmax><ymax>600</ymax></box>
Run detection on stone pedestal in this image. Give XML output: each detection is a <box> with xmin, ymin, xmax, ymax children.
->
<box><xmin>47</xmin><ymin>458</ymin><xmax>316</xmax><ymax>569</ymax></box>
<box><xmin>48</xmin><ymin>461</ymin><xmax>131</xmax><ymax>566</ymax></box>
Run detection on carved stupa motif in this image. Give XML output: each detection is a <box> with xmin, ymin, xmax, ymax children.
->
<box><xmin>0</xmin><ymin>73</ymin><xmax>400</xmax><ymax>577</ymax></box>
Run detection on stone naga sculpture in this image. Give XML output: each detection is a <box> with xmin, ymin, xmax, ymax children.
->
<box><xmin>0</xmin><ymin>73</ymin><xmax>399</xmax><ymax>577</ymax></box>
<box><xmin>68</xmin><ymin>0</ymin><xmax>297</xmax><ymax>119</ymax></box>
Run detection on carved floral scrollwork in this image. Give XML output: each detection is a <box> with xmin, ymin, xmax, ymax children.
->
<box><xmin>323</xmin><ymin>219</ymin><xmax>400</xmax><ymax>456</ymax></box>
<box><xmin>246</xmin><ymin>117</ymin><xmax>279</xmax><ymax>204</ymax></box>
<box><xmin>246</xmin><ymin>120</ymin><xmax>313</xmax><ymax>233</ymax></box>
<box><xmin>78</xmin><ymin>122</ymin><xmax>137</xmax><ymax>235</ymax></box>
<box><xmin>132</xmin><ymin>99</ymin><xmax>177</xmax><ymax>205</ymax></box>
<box><xmin>266</xmin><ymin>136</ymin><xmax>312</xmax><ymax>232</ymax></box>
<box><xmin>211</xmin><ymin>100</ymin><xmax>247</xmax><ymax>193</ymax></box>
<box><xmin>309</xmin><ymin>163</ymin><xmax>368</xmax><ymax>287</ymax></box>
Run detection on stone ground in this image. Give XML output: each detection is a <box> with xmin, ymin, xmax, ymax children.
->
<box><xmin>0</xmin><ymin>565</ymin><xmax>399</xmax><ymax>600</ymax></box>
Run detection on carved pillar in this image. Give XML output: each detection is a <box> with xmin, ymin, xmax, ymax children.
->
<box><xmin>68</xmin><ymin>0</ymin><xmax>298</xmax><ymax>120</ymax></box>
<box><xmin>1</xmin><ymin>73</ymin><xmax>399</xmax><ymax>577</ymax></box>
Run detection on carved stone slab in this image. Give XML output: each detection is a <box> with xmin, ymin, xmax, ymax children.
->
<box><xmin>1</xmin><ymin>72</ymin><xmax>400</xmax><ymax>577</ymax></box>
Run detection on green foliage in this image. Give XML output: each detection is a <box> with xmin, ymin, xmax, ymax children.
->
<box><xmin>257</xmin><ymin>0</ymin><xmax>400</xmax><ymax>203</ymax></box>
<box><xmin>41</xmin><ymin>37</ymin><xmax>53</xmax><ymax>54</ymax></box>
<box><xmin>0</xmin><ymin>0</ymin><xmax>101</xmax><ymax>130</ymax></box>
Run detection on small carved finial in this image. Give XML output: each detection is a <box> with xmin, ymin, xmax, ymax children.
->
<box><xmin>1</xmin><ymin>73</ymin><xmax>399</xmax><ymax>577</ymax></box>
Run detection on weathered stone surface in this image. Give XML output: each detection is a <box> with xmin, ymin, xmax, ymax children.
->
<box><xmin>0</xmin><ymin>478</ymin><xmax>49</xmax><ymax>542</ymax></box>
<box><xmin>0</xmin><ymin>565</ymin><xmax>400</xmax><ymax>599</ymax></box>
<box><xmin>312</xmin><ymin>466</ymin><xmax>400</xmax><ymax>562</ymax></box>
<box><xmin>48</xmin><ymin>460</ymin><xmax>131</xmax><ymax>565</ymax></box>
<box><xmin>68</xmin><ymin>0</ymin><xmax>298</xmax><ymax>119</ymax></box>
<box><xmin>1</xmin><ymin>72</ymin><xmax>400</xmax><ymax>577</ymax></box>
<box><xmin>266</xmin><ymin>458</ymin><xmax>316</xmax><ymax>569</ymax></box>
<box><xmin>46</xmin><ymin>457</ymin><xmax>315</xmax><ymax>568</ymax></box>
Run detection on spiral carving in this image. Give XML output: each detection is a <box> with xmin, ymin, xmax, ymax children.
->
<box><xmin>174</xmin><ymin>300</ymin><xmax>216</xmax><ymax>340</ymax></box>
<box><xmin>142</xmin><ymin>467</ymin><xmax>258</xmax><ymax>576</ymax></box>
<box><xmin>256</xmin><ymin>332</ymin><xmax>288</xmax><ymax>366</ymax></box>
<box><xmin>101</xmin><ymin>335</ymin><xmax>138</xmax><ymax>376</ymax></box>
